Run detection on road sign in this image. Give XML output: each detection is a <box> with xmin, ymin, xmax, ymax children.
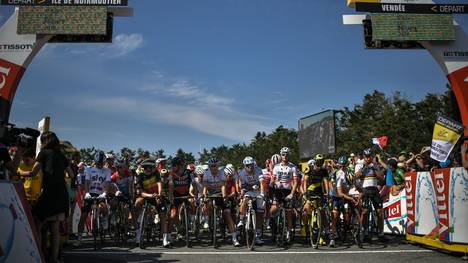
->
<box><xmin>356</xmin><ymin>3</ymin><xmax>468</xmax><ymax>14</ymax></box>
<box><xmin>371</xmin><ymin>14</ymin><xmax>455</xmax><ymax>41</ymax></box>
<box><xmin>1</xmin><ymin>0</ymin><xmax>128</xmax><ymax>6</ymax></box>
<box><xmin>17</xmin><ymin>6</ymin><xmax>107</xmax><ymax>35</ymax></box>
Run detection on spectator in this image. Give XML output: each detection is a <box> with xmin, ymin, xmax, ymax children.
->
<box><xmin>17</xmin><ymin>148</ymin><xmax>43</xmax><ymax>206</ymax></box>
<box><xmin>19</xmin><ymin>131</ymin><xmax>74</xmax><ymax>263</ymax></box>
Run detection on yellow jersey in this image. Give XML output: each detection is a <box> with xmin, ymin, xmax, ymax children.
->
<box><xmin>18</xmin><ymin>162</ymin><xmax>43</xmax><ymax>202</ymax></box>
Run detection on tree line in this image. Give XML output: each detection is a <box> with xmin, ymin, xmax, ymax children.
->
<box><xmin>79</xmin><ymin>87</ymin><xmax>461</xmax><ymax>167</ymax></box>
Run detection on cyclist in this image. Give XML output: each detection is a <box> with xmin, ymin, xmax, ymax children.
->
<box><xmin>270</xmin><ymin>147</ymin><xmax>299</xmax><ymax>243</ymax></box>
<box><xmin>237</xmin><ymin>156</ymin><xmax>266</xmax><ymax>245</ymax></box>
<box><xmin>194</xmin><ymin>165</ymin><xmax>209</xmax><ymax>229</ymax></box>
<box><xmin>168</xmin><ymin>157</ymin><xmax>197</xmax><ymax>242</ymax></box>
<box><xmin>329</xmin><ymin>156</ymin><xmax>358</xmax><ymax>247</ymax></box>
<box><xmin>301</xmin><ymin>155</ymin><xmax>328</xmax><ymax>244</ymax></box>
<box><xmin>110</xmin><ymin>158</ymin><xmax>134</xmax><ymax>227</ymax></box>
<box><xmin>223</xmin><ymin>166</ymin><xmax>239</xmax><ymax>231</ymax></box>
<box><xmin>75</xmin><ymin>151</ymin><xmax>112</xmax><ymax>247</ymax></box>
<box><xmin>202</xmin><ymin>157</ymin><xmax>240</xmax><ymax>247</ymax></box>
<box><xmin>356</xmin><ymin>148</ymin><xmax>385</xmax><ymax>240</ymax></box>
<box><xmin>134</xmin><ymin>159</ymin><xmax>169</xmax><ymax>247</ymax></box>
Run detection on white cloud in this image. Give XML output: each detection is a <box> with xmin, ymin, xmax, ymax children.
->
<box><xmin>106</xmin><ymin>33</ymin><xmax>144</xmax><ymax>57</ymax></box>
<box><xmin>140</xmin><ymin>78</ymin><xmax>234</xmax><ymax>111</ymax></box>
<box><xmin>37</xmin><ymin>33</ymin><xmax>144</xmax><ymax>60</ymax></box>
<box><xmin>80</xmin><ymin>96</ymin><xmax>270</xmax><ymax>142</ymax></box>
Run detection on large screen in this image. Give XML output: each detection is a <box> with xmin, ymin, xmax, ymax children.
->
<box><xmin>371</xmin><ymin>14</ymin><xmax>455</xmax><ymax>41</ymax></box>
<box><xmin>18</xmin><ymin>6</ymin><xmax>107</xmax><ymax>35</ymax></box>
<box><xmin>298</xmin><ymin>110</ymin><xmax>335</xmax><ymax>160</ymax></box>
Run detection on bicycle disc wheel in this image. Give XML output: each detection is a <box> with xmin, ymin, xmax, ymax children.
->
<box><xmin>246</xmin><ymin>208</ymin><xmax>256</xmax><ymax>250</ymax></box>
<box><xmin>310</xmin><ymin>208</ymin><xmax>321</xmax><ymax>249</ymax></box>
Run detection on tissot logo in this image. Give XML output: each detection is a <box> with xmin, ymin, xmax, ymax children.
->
<box><xmin>0</xmin><ymin>65</ymin><xmax>11</xmax><ymax>90</ymax></box>
<box><xmin>0</xmin><ymin>44</ymin><xmax>34</xmax><ymax>51</ymax></box>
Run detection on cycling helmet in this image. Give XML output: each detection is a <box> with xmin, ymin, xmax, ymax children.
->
<box><xmin>280</xmin><ymin>147</ymin><xmax>290</xmax><ymax>155</ymax></box>
<box><xmin>105</xmin><ymin>153</ymin><xmax>115</xmax><ymax>160</ymax></box>
<box><xmin>307</xmin><ymin>159</ymin><xmax>315</xmax><ymax>167</ymax></box>
<box><xmin>314</xmin><ymin>154</ymin><xmax>324</xmax><ymax>161</ymax></box>
<box><xmin>195</xmin><ymin>165</ymin><xmax>205</xmax><ymax>176</ymax></box>
<box><xmin>207</xmin><ymin>157</ymin><xmax>219</xmax><ymax>166</ymax></box>
<box><xmin>160</xmin><ymin>168</ymin><xmax>169</xmax><ymax>178</ymax></box>
<box><xmin>224</xmin><ymin>166</ymin><xmax>236</xmax><ymax>176</ymax></box>
<box><xmin>271</xmin><ymin>154</ymin><xmax>281</xmax><ymax>165</ymax></box>
<box><xmin>363</xmin><ymin>148</ymin><xmax>372</xmax><ymax>156</ymax></box>
<box><xmin>94</xmin><ymin>151</ymin><xmax>106</xmax><ymax>164</ymax></box>
<box><xmin>171</xmin><ymin>157</ymin><xmax>184</xmax><ymax>166</ymax></box>
<box><xmin>337</xmin><ymin>155</ymin><xmax>348</xmax><ymax>165</ymax></box>
<box><xmin>156</xmin><ymin>157</ymin><xmax>166</xmax><ymax>166</ymax></box>
<box><xmin>243</xmin><ymin>156</ymin><xmax>254</xmax><ymax>166</ymax></box>
<box><xmin>140</xmin><ymin>158</ymin><xmax>155</xmax><ymax>168</ymax></box>
<box><xmin>226</xmin><ymin>163</ymin><xmax>235</xmax><ymax>170</ymax></box>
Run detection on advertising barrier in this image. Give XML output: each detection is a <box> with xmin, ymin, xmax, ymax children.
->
<box><xmin>405</xmin><ymin>168</ymin><xmax>468</xmax><ymax>253</ymax></box>
<box><xmin>383</xmin><ymin>189</ymin><xmax>407</xmax><ymax>235</ymax></box>
<box><xmin>0</xmin><ymin>181</ymin><xmax>42</xmax><ymax>263</ymax></box>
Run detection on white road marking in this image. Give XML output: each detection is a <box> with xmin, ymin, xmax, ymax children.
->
<box><xmin>64</xmin><ymin>249</ymin><xmax>434</xmax><ymax>255</ymax></box>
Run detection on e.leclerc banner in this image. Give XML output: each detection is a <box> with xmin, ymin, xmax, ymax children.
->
<box><xmin>430</xmin><ymin>116</ymin><xmax>463</xmax><ymax>162</ymax></box>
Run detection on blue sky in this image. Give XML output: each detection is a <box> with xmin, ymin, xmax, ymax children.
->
<box><xmin>1</xmin><ymin>0</ymin><xmax>467</xmax><ymax>157</ymax></box>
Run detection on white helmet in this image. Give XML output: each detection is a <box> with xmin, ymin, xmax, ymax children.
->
<box><xmin>307</xmin><ymin>159</ymin><xmax>315</xmax><ymax>167</ymax></box>
<box><xmin>224</xmin><ymin>166</ymin><xmax>236</xmax><ymax>176</ymax></box>
<box><xmin>226</xmin><ymin>163</ymin><xmax>235</xmax><ymax>170</ymax></box>
<box><xmin>271</xmin><ymin>154</ymin><xmax>281</xmax><ymax>165</ymax></box>
<box><xmin>195</xmin><ymin>165</ymin><xmax>205</xmax><ymax>176</ymax></box>
<box><xmin>243</xmin><ymin>156</ymin><xmax>255</xmax><ymax>166</ymax></box>
<box><xmin>280</xmin><ymin>147</ymin><xmax>290</xmax><ymax>155</ymax></box>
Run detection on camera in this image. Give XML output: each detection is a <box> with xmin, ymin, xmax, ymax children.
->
<box><xmin>0</xmin><ymin>123</ymin><xmax>40</xmax><ymax>148</ymax></box>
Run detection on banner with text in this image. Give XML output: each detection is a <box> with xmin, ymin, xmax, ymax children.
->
<box><xmin>430</xmin><ymin>116</ymin><xmax>463</xmax><ymax>162</ymax></box>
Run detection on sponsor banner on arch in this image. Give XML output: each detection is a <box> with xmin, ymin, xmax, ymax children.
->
<box><xmin>383</xmin><ymin>190</ymin><xmax>407</xmax><ymax>235</ymax></box>
<box><xmin>404</xmin><ymin>171</ymin><xmax>417</xmax><ymax>234</ymax></box>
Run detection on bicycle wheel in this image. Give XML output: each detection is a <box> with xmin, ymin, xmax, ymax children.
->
<box><xmin>118</xmin><ymin>202</ymin><xmax>129</xmax><ymax>246</ymax></box>
<box><xmin>212</xmin><ymin>203</ymin><xmax>218</xmax><ymax>248</ymax></box>
<box><xmin>369</xmin><ymin>204</ymin><xmax>378</xmax><ymax>240</ymax></box>
<box><xmin>139</xmin><ymin>204</ymin><xmax>148</xmax><ymax>249</ymax></box>
<box><xmin>245</xmin><ymin>206</ymin><xmax>256</xmax><ymax>250</ymax></box>
<box><xmin>276</xmin><ymin>208</ymin><xmax>287</xmax><ymax>247</ymax></box>
<box><xmin>351</xmin><ymin>208</ymin><xmax>363</xmax><ymax>248</ymax></box>
<box><xmin>194</xmin><ymin>205</ymin><xmax>201</xmax><ymax>241</ymax></box>
<box><xmin>179</xmin><ymin>202</ymin><xmax>190</xmax><ymax>247</ymax></box>
<box><xmin>309</xmin><ymin>207</ymin><xmax>322</xmax><ymax>249</ymax></box>
<box><xmin>91</xmin><ymin>205</ymin><xmax>99</xmax><ymax>250</ymax></box>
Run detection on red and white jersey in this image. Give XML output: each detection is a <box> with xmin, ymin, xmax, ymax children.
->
<box><xmin>272</xmin><ymin>162</ymin><xmax>298</xmax><ymax>190</ymax></box>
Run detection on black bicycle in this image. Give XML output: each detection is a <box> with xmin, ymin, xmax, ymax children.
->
<box><xmin>173</xmin><ymin>196</ymin><xmax>191</xmax><ymax>247</ymax></box>
<box><xmin>87</xmin><ymin>196</ymin><xmax>108</xmax><ymax>250</ymax></box>
<box><xmin>205</xmin><ymin>196</ymin><xmax>227</xmax><ymax>248</ymax></box>
<box><xmin>138</xmin><ymin>197</ymin><xmax>161</xmax><ymax>249</ymax></box>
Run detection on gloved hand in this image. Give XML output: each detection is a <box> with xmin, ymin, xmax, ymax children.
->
<box><xmin>99</xmin><ymin>192</ymin><xmax>107</xmax><ymax>199</ymax></box>
<box><xmin>285</xmin><ymin>193</ymin><xmax>293</xmax><ymax>200</ymax></box>
<box><xmin>84</xmin><ymin>193</ymin><xmax>91</xmax><ymax>200</ymax></box>
<box><xmin>115</xmin><ymin>191</ymin><xmax>122</xmax><ymax>197</ymax></box>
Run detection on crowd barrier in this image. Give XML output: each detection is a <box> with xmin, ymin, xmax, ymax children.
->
<box><xmin>0</xmin><ymin>181</ymin><xmax>42</xmax><ymax>263</ymax></box>
<box><xmin>405</xmin><ymin>167</ymin><xmax>468</xmax><ymax>253</ymax></box>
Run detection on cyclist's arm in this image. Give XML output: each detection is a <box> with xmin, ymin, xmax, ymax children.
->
<box><xmin>221</xmin><ymin>184</ymin><xmax>227</xmax><ymax>198</ymax></box>
<box><xmin>189</xmin><ymin>183</ymin><xmax>197</xmax><ymax>197</ymax></box>
<box><xmin>302</xmin><ymin>175</ymin><xmax>309</xmax><ymax>194</ymax></box>
<box><xmin>337</xmin><ymin>186</ymin><xmax>353</xmax><ymax>202</ymax></box>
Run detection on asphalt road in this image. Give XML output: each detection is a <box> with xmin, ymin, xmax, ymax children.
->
<box><xmin>62</xmin><ymin>234</ymin><xmax>465</xmax><ymax>263</ymax></box>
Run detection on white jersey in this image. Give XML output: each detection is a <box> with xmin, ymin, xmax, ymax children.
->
<box><xmin>332</xmin><ymin>169</ymin><xmax>350</xmax><ymax>197</ymax></box>
<box><xmin>85</xmin><ymin>166</ymin><xmax>112</xmax><ymax>195</ymax></box>
<box><xmin>203</xmin><ymin>169</ymin><xmax>226</xmax><ymax>196</ymax></box>
<box><xmin>272</xmin><ymin>162</ymin><xmax>298</xmax><ymax>190</ymax></box>
<box><xmin>238</xmin><ymin>166</ymin><xmax>263</xmax><ymax>192</ymax></box>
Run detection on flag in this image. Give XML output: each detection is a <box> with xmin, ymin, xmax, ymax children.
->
<box><xmin>430</xmin><ymin>116</ymin><xmax>463</xmax><ymax>162</ymax></box>
<box><xmin>372</xmin><ymin>136</ymin><xmax>388</xmax><ymax>150</ymax></box>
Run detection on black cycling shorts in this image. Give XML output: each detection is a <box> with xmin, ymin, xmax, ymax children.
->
<box><xmin>331</xmin><ymin>196</ymin><xmax>345</xmax><ymax>211</ymax></box>
<box><xmin>272</xmin><ymin>189</ymin><xmax>292</xmax><ymax>208</ymax></box>
<box><xmin>362</xmin><ymin>187</ymin><xmax>383</xmax><ymax>210</ymax></box>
